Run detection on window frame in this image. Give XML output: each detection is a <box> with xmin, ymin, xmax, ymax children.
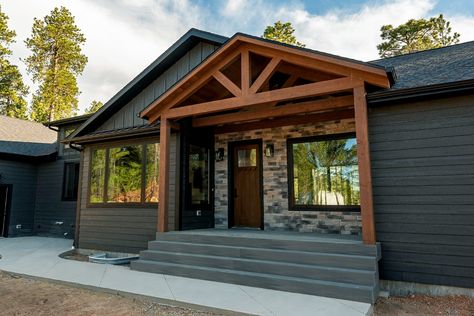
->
<box><xmin>87</xmin><ymin>139</ymin><xmax>160</xmax><ymax>208</ymax></box>
<box><xmin>62</xmin><ymin>162</ymin><xmax>80</xmax><ymax>201</ymax></box>
<box><xmin>286</xmin><ymin>132</ymin><xmax>361</xmax><ymax>212</ymax></box>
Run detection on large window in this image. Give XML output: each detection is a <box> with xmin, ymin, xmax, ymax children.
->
<box><xmin>62</xmin><ymin>162</ymin><xmax>80</xmax><ymax>201</ymax></box>
<box><xmin>287</xmin><ymin>133</ymin><xmax>360</xmax><ymax>211</ymax></box>
<box><xmin>89</xmin><ymin>142</ymin><xmax>159</xmax><ymax>205</ymax></box>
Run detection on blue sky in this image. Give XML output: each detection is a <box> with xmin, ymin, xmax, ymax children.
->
<box><xmin>2</xmin><ymin>0</ymin><xmax>473</xmax><ymax>113</ymax></box>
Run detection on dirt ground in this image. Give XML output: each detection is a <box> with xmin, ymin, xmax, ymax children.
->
<box><xmin>0</xmin><ymin>271</ymin><xmax>223</xmax><ymax>316</ymax></box>
<box><xmin>0</xmin><ymin>271</ymin><xmax>473</xmax><ymax>316</ymax></box>
<box><xmin>375</xmin><ymin>294</ymin><xmax>474</xmax><ymax>316</ymax></box>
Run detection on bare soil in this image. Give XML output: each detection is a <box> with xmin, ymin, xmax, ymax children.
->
<box><xmin>375</xmin><ymin>295</ymin><xmax>474</xmax><ymax>316</ymax></box>
<box><xmin>0</xmin><ymin>271</ymin><xmax>223</xmax><ymax>316</ymax></box>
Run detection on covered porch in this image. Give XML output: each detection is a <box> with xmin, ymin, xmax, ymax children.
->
<box><xmin>141</xmin><ymin>34</ymin><xmax>390</xmax><ymax>245</ymax></box>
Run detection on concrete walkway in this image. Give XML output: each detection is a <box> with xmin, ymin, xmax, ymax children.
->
<box><xmin>0</xmin><ymin>237</ymin><xmax>372</xmax><ymax>316</ymax></box>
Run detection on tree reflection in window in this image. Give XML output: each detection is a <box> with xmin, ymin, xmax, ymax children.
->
<box><xmin>145</xmin><ymin>143</ymin><xmax>160</xmax><ymax>202</ymax></box>
<box><xmin>108</xmin><ymin>146</ymin><xmax>142</xmax><ymax>203</ymax></box>
<box><xmin>90</xmin><ymin>148</ymin><xmax>106</xmax><ymax>203</ymax></box>
<box><xmin>291</xmin><ymin>136</ymin><xmax>360</xmax><ymax>207</ymax></box>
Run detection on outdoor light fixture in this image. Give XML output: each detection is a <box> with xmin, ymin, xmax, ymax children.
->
<box><xmin>215</xmin><ymin>148</ymin><xmax>225</xmax><ymax>161</ymax></box>
<box><xmin>264</xmin><ymin>144</ymin><xmax>274</xmax><ymax>157</ymax></box>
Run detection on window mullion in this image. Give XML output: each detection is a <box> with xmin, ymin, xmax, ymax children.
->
<box><xmin>103</xmin><ymin>148</ymin><xmax>110</xmax><ymax>203</ymax></box>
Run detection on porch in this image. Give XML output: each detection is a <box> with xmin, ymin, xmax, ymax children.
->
<box><xmin>131</xmin><ymin>229</ymin><xmax>381</xmax><ymax>303</ymax></box>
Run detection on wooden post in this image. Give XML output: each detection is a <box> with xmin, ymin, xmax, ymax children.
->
<box><xmin>241</xmin><ymin>48</ymin><xmax>250</xmax><ymax>96</ymax></box>
<box><xmin>158</xmin><ymin>116</ymin><xmax>170</xmax><ymax>232</ymax></box>
<box><xmin>353</xmin><ymin>84</ymin><xmax>376</xmax><ymax>245</ymax></box>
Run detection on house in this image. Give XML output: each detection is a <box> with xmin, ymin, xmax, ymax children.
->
<box><xmin>0</xmin><ymin>114</ymin><xmax>90</xmax><ymax>238</ymax></box>
<box><xmin>5</xmin><ymin>28</ymin><xmax>471</xmax><ymax>303</ymax></box>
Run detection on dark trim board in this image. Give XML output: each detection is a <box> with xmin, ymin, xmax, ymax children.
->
<box><xmin>227</xmin><ymin>139</ymin><xmax>264</xmax><ymax>230</ymax></box>
<box><xmin>0</xmin><ymin>184</ymin><xmax>13</xmax><ymax>237</ymax></box>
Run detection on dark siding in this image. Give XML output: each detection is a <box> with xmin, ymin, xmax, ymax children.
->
<box><xmin>97</xmin><ymin>42</ymin><xmax>219</xmax><ymax>132</ymax></box>
<box><xmin>34</xmin><ymin>159</ymin><xmax>78</xmax><ymax>238</ymax></box>
<box><xmin>0</xmin><ymin>159</ymin><xmax>37</xmax><ymax>236</ymax></box>
<box><xmin>369</xmin><ymin>94</ymin><xmax>474</xmax><ymax>288</ymax></box>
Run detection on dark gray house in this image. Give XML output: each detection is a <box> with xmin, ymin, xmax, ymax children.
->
<box><xmin>3</xmin><ymin>28</ymin><xmax>473</xmax><ymax>303</ymax></box>
<box><xmin>0</xmin><ymin>114</ymin><xmax>90</xmax><ymax>238</ymax></box>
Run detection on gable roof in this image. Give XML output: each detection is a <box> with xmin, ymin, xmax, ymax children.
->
<box><xmin>370</xmin><ymin>41</ymin><xmax>474</xmax><ymax>90</ymax></box>
<box><xmin>140</xmin><ymin>32</ymin><xmax>391</xmax><ymax>122</ymax></box>
<box><xmin>69</xmin><ymin>28</ymin><xmax>227</xmax><ymax>139</ymax></box>
<box><xmin>46</xmin><ymin>113</ymin><xmax>92</xmax><ymax>128</ymax></box>
<box><xmin>0</xmin><ymin>115</ymin><xmax>57</xmax><ymax>157</ymax></box>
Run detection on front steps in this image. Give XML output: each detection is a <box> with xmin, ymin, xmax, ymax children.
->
<box><xmin>131</xmin><ymin>230</ymin><xmax>381</xmax><ymax>303</ymax></box>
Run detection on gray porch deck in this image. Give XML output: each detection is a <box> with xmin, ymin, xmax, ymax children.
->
<box><xmin>132</xmin><ymin>228</ymin><xmax>381</xmax><ymax>303</ymax></box>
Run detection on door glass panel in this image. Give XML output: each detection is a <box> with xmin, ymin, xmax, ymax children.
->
<box><xmin>189</xmin><ymin>145</ymin><xmax>209</xmax><ymax>205</ymax></box>
<box><xmin>237</xmin><ymin>148</ymin><xmax>257</xmax><ymax>167</ymax></box>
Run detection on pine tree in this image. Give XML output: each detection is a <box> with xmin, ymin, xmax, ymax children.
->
<box><xmin>0</xmin><ymin>6</ymin><xmax>29</xmax><ymax>119</ymax></box>
<box><xmin>377</xmin><ymin>14</ymin><xmax>460</xmax><ymax>58</ymax></box>
<box><xmin>85</xmin><ymin>100</ymin><xmax>103</xmax><ymax>114</ymax></box>
<box><xmin>25</xmin><ymin>6</ymin><xmax>87</xmax><ymax>123</ymax></box>
<box><xmin>262</xmin><ymin>21</ymin><xmax>305</xmax><ymax>47</ymax></box>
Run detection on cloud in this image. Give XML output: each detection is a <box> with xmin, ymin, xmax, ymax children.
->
<box><xmin>1</xmin><ymin>0</ymin><xmax>473</xmax><ymax>114</ymax></box>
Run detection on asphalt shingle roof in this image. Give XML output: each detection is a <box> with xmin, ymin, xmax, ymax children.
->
<box><xmin>0</xmin><ymin>115</ymin><xmax>57</xmax><ymax>157</ymax></box>
<box><xmin>370</xmin><ymin>41</ymin><xmax>474</xmax><ymax>90</ymax></box>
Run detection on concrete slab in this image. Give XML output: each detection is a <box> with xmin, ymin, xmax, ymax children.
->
<box><xmin>0</xmin><ymin>237</ymin><xmax>373</xmax><ymax>316</ymax></box>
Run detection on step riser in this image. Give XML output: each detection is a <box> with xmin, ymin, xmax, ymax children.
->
<box><xmin>140</xmin><ymin>251</ymin><xmax>376</xmax><ymax>286</ymax></box>
<box><xmin>148</xmin><ymin>241</ymin><xmax>377</xmax><ymax>270</ymax></box>
<box><xmin>153</xmin><ymin>234</ymin><xmax>377</xmax><ymax>256</ymax></box>
<box><xmin>131</xmin><ymin>260</ymin><xmax>375</xmax><ymax>303</ymax></box>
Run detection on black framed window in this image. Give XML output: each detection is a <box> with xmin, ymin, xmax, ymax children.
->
<box><xmin>62</xmin><ymin>162</ymin><xmax>80</xmax><ymax>201</ymax></box>
<box><xmin>287</xmin><ymin>133</ymin><xmax>360</xmax><ymax>211</ymax></box>
<box><xmin>89</xmin><ymin>141</ymin><xmax>159</xmax><ymax>206</ymax></box>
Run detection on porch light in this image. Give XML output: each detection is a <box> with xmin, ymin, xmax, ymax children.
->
<box><xmin>264</xmin><ymin>144</ymin><xmax>274</xmax><ymax>158</ymax></box>
<box><xmin>216</xmin><ymin>148</ymin><xmax>225</xmax><ymax>161</ymax></box>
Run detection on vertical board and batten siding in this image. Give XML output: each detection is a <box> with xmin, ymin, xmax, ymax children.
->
<box><xmin>78</xmin><ymin>135</ymin><xmax>179</xmax><ymax>254</ymax></box>
<box><xmin>34</xmin><ymin>159</ymin><xmax>78</xmax><ymax>238</ymax></box>
<box><xmin>0</xmin><ymin>159</ymin><xmax>37</xmax><ymax>236</ymax></box>
<box><xmin>97</xmin><ymin>42</ymin><xmax>219</xmax><ymax>132</ymax></box>
<box><xmin>369</xmin><ymin>94</ymin><xmax>474</xmax><ymax>288</ymax></box>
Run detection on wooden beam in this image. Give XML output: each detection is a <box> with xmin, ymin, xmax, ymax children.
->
<box><xmin>353</xmin><ymin>84</ymin><xmax>376</xmax><ymax>245</ymax></box>
<box><xmin>193</xmin><ymin>95</ymin><xmax>354</xmax><ymax>127</ymax></box>
<box><xmin>281</xmin><ymin>74</ymin><xmax>299</xmax><ymax>88</ymax></box>
<box><xmin>241</xmin><ymin>49</ymin><xmax>250</xmax><ymax>96</ymax></box>
<box><xmin>249</xmin><ymin>57</ymin><xmax>281</xmax><ymax>94</ymax></box>
<box><xmin>213</xmin><ymin>71</ymin><xmax>241</xmax><ymax>97</ymax></box>
<box><xmin>167</xmin><ymin>77</ymin><xmax>355</xmax><ymax>119</ymax></box>
<box><xmin>158</xmin><ymin>116</ymin><xmax>170</xmax><ymax>232</ymax></box>
<box><xmin>241</xmin><ymin>37</ymin><xmax>390</xmax><ymax>88</ymax></box>
<box><xmin>144</xmin><ymin>49</ymin><xmax>243</xmax><ymax>122</ymax></box>
<box><xmin>214</xmin><ymin>109</ymin><xmax>354</xmax><ymax>134</ymax></box>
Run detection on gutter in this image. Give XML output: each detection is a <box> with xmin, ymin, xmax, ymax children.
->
<box><xmin>367</xmin><ymin>79</ymin><xmax>474</xmax><ymax>105</ymax></box>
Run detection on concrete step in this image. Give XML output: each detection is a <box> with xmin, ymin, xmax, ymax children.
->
<box><xmin>152</xmin><ymin>232</ymin><xmax>378</xmax><ymax>256</ymax></box>
<box><xmin>131</xmin><ymin>259</ymin><xmax>376</xmax><ymax>303</ymax></box>
<box><xmin>147</xmin><ymin>240</ymin><xmax>377</xmax><ymax>270</ymax></box>
<box><xmin>139</xmin><ymin>249</ymin><xmax>377</xmax><ymax>286</ymax></box>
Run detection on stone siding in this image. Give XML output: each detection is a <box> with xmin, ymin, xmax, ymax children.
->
<box><xmin>214</xmin><ymin>118</ymin><xmax>362</xmax><ymax>235</ymax></box>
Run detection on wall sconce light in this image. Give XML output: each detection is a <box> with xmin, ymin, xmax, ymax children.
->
<box><xmin>215</xmin><ymin>148</ymin><xmax>225</xmax><ymax>161</ymax></box>
<box><xmin>264</xmin><ymin>144</ymin><xmax>274</xmax><ymax>158</ymax></box>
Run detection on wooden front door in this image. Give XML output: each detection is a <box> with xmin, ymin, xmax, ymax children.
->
<box><xmin>232</xmin><ymin>142</ymin><xmax>262</xmax><ymax>228</ymax></box>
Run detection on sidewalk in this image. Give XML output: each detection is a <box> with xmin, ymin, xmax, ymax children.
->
<box><xmin>0</xmin><ymin>237</ymin><xmax>372</xmax><ymax>316</ymax></box>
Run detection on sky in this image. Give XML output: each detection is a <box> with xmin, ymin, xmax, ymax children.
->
<box><xmin>2</xmin><ymin>0</ymin><xmax>474</xmax><ymax>114</ymax></box>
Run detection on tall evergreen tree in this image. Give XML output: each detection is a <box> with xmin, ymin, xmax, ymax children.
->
<box><xmin>25</xmin><ymin>6</ymin><xmax>87</xmax><ymax>122</ymax></box>
<box><xmin>0</xmin><ymin>6</ymin><xmax>29</xmax><ymax>119</ymax></box>
<box><xmin>377</xmin><ymin>14</ymin><xmax>460</xmax><ymax>58</ymax></box>
<box><xmin>262</xmin><ymin>21</ymin><xmax>305</xmax><ymax>47</ymax></box>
